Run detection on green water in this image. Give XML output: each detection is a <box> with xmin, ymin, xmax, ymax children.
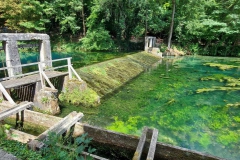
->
<box><xmin>0</xmin><ymin>50</ymin><xmax>135</xmax><ymax>77</ymax></box>
<box><xmin>61</xmin><ymin>56</ymin><xmax>240</xmax><ymax>160</ymax></box>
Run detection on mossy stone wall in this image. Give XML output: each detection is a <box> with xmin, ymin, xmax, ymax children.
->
<box><xmin>76</xmin><ymin>52</ymin><xmax>161</xmax><ymax>97</ymax></box>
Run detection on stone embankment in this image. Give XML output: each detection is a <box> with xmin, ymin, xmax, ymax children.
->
<box><xmin>77</xmin><ymin>52</ymin><xmax>161</xmax><ymax>97</ymax></box>
<box><xmin>0</xmin><ymin>149</ymin><xmax>18</xmax><ymax>160</ymax></box>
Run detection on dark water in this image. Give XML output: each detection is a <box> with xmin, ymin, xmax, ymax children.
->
<box><xmin>65</xmin><ymin>56</ymin><xmax>239</xmax><ymax>160</ymax></box>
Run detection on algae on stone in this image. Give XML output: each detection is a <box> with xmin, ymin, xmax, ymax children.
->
<box><xmin>59</xmin><ymin>78</ymin><xmax>100</xmax><ymax>107</ymax></box>
<box><xmin>76</xmin><ymin>52</ymin><xmax>160</xmax><ymax>97</ymax></box>
<box><xmin>204</xmin><ymin>63</ymin><xmax>239</xmax><ymax>70</ymax></box>
<box><xmin>196</xmin><ymin>86</ymin><xmax>240</xmax><ymax>93</ymax></box>
<box><xmin>227</xmin><ymin>102</ymin><xmax>240</xmax><ymax>108</ymax></box>
<box><xmin>198</xmin><ymin>74</ymin><xmax>240</xmax><ymax>93</ymax></box>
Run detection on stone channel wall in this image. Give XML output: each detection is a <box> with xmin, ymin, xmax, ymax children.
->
<box><xmin>77</xmin><ymin>52</ymin><xmax>161</xmax><ymax>97</ymax></box>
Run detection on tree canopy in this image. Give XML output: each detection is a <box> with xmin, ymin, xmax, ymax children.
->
<box><xmin>0</xmin><ymin>0</ymin><xmax>239</xmax><ymax>56</ymax></box>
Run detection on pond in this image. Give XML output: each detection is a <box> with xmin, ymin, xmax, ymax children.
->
<box><xmin>61</xmin><ymin>55</ymin><xmax>240</xmax><ymax>160</ymax></box>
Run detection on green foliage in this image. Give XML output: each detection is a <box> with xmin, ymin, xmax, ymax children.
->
<box><xmin>81</xmin><ymin>26</ymin><xmax>115</xmax><ymax>51</ymax></box>
<box><xmin>1</xmin><ymin>0</ymin><xmax>239</xmax><ymax>55</ymax></box>
<box><xmin>0</xmin><ymin>136</ymin><xmax>43</xmax><ymax>160</ymax></box>
<box><xmin>43</xmin><ymin>0</ymin><xmax>82</xmax><ymax>34</ymax></box>
<box><xmin>176</xmin><ymin>0</ymin><xmax>240</xmax><ymax>56</ymax></box>
<box><xmin>0</xmin><ymin>0</ymin><xmax>48</xmax><ymax>32</ymax></box>
<box><xmin>0</xmin><ymin>131</ymin><xmax>95</xmax><ymax>160</ymax></box>
<box><xmin>41</xmin><ymin>132</ymin><xmax>95</xmax><ymax>160</ymax></box>
<box><xmin>41</xmin><ymin>97</ymin><xmax>50</xmax><ymax>103</ymax></box>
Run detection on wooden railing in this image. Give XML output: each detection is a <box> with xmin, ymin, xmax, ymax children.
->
<box><xmin>0</xmin><ymin>57</ymin><xmax>82</xmax><ymax>102</ymax></box>
<box><xmin>0</xmin><ymin>57</ymin><xmax>82</xmax><ymax>82</ymax></box>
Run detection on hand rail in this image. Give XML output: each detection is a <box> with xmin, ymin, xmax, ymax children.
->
<box><xmin>0</xmin><ymin>57</ymin><xmax>72</xmax><ymax>71</ymax></box>
<box><xmin>38</xmin><ymin>63</ymin><xmax>55</xmax><ymax>89</ymax></box>
<box><xmin>67</xmin><ymin>58</ymin><xmax>83</xmax><ymax>82</ymax></box>
<box><xmin>0</xmin><ymin>57</ymin><xmax>83</xmax><ymax>86</ymax></box>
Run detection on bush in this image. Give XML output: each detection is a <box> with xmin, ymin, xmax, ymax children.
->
<box><xmin>81</xmin><ymin>26</ymin><xmax>115</xmax><ymax>51</ymax></box>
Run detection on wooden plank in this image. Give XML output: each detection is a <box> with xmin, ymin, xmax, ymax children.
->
<box><xmin>7</xmin><ymin>128</ymin><xmax>37</xmax><ymax>143</ymax></box>
<box><xmin>0</xmin><ymin>102</ymin><xmax>33</xmax><ymax>121</ymax></box>
<box><xmin>37</xmin><ymin>111</ymin><xmax>83</xmax><ymax>141</ymax></box>
<box><xmin>132</xmin><ymin>127</ymin><xmax>148</xmax><ymax>160</ymax></box>
<box><xmin>146</xmin><ymin>128</ymin><xmax>158</xmax><ymax>160</ymax></box>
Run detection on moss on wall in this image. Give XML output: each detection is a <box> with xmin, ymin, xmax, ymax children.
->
<box><xmin>59</xmin><ymin>79</ymin><xmax>100</xmax><ymax>107</ymax></box>
<box><xmin>76</xmin><ymin>52</ymin><xmax>160</xmax><ymax>97</ymax></box>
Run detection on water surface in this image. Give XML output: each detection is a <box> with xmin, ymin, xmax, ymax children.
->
<box><xmin>61</xmin><ymin>56</ymin><xmax>240</xmax><ymax>160</ymax></box>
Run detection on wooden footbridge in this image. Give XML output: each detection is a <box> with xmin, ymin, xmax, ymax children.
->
<box><xmin>0</xmin><ymin>57</ymin><xmax>82</xmax><ymax>105</ymax></box>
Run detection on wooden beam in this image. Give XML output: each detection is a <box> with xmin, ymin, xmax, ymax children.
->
<box><xmin>0</xmin><ymin>102</ymin><xmax>33</xmax><ymax>121</ymax></box>
<box><xmin>37</xmin><ymin>111</ymin><xmax>83</xmax><ymax>141</ymax></box>
<box><xmin>146</xmin><ymin>128</ymin><xmax>158</xmax><ymax>160</ymax></box>
<box><xmin>132</xmin><ymin>127</ymin><xmax>148</xmax><ymax>160</ymax></box>
<box><xmin>0</xmin><ymin>82</ymin><xmax>15</xmax><ymax>104</ymax></box>
<box><xmin>6</xmin><ymin>128</ymin><xmax>37</xmax><ymax>143</ymax></box>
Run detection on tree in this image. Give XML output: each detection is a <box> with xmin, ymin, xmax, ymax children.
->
<box><xmin>167</xmin><ymin>0</ymin><xmax>176</xmax><ymax>49</ymax></box>
<box><xmin>0</xmin><ymin>0</ymin><xmax>47</xmax><ymax>32</ymax></box>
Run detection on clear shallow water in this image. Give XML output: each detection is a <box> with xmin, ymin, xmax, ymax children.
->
<box><xmin>67</xmin><ymin>56</ymin><xmax>240</xmax><ymax>160</ymax></box>
<box><xmin>1</xmin><ymin>50</ymin><xmax>239</xmax><ymax>159</ymax></box>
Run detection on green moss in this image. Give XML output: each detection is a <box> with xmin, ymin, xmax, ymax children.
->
<box><xmin>4</xmin><ymin>118</ymin><xmax>47</xmax><ymax>136</ymax></box>
<box><xmin>59</xmin><ymin>87</ymin><xmax>99</xmax><ymax>107</ymax></box>
<box><xmin>77</xmin><ymin>52</ymin><xmax>160</xmax><ymax>97</ymax></box>
<box><xmin>233</xmin><ymin>117</ymin><xmax>240</xmax><ymax>123</ymax></box>
<box><xmin>198</xmin><ymin>75</ymin><xmax>240</xmax><ymax>93</ymax></box>
<box><xmin>204</xmin><ymin>63</ymin><xmax>240</xmax><ymax>70</ymax></box>
<box><xmin>227</xmin><ymin>102</ymin><xmax>240</xmax><ymax>107</ymax></box>
<box><xmin>217</xmin><ymin>131</ymin><xmax>239</xmax><ymax>146</ymax></box>
<box><xmin>106</xmin><ymin>116</ymin><xmax>147</xmax><ymax>135</ymax></box>
<box><xmin>196</xmin><ymin>86</ymin><xmax>240</xmax><ymax>93</ymax></box>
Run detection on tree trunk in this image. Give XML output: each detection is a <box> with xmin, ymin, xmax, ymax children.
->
<box><xmin>145</xmin><ymin>11</ymin><xmax>148</xmax><ymax>37</ymax></box>
<box><xmin>167</xmin><ymin>0</ymin><xmax>176</xmax><ymax>49</ymax></box>
<box><xmin>82</xmin><ymin>0</ymin><xmax>86</xmax><ymax>36</ymax></box>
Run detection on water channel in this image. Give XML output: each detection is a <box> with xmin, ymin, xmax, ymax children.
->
<box><xmin>1</xmin><ymin>51</ymin><xmax>239</xmax><ymax>160</ymax></box>
<box><xmin>61</xmin><ymin>55</ymin><xmax>239</xmax><ymax>160</ymax></box>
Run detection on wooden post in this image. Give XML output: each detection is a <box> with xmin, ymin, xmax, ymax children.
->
<box><xmin>132</xmin><ymin>127</ymin><xmax>148</xmax><ymax>160</ymax></box>
<box><xmin>38</xmin><ymin>63</ymin><xmax>45</xmax><ymax>88</ymax></box>
<box><xmin>20</xmin><ymin>110</ymin><xmax>24</xmax><ymax>128</ymax></box>
<box><xmin>146</xmin><ymin>128</ymin><xmax>158</xmax><ymax>160</ymax></box>
<box><xmin>67</xmin><ymin>58</ymin><xmax>72</xmax><ymax>80</ymax></box>
<box><xmin>15</xmin><ymin>112</ymin><xmax>19</xmax><ymax>128</ymax></box>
